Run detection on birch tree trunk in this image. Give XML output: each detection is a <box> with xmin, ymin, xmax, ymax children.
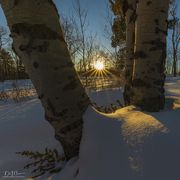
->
<box><xmin>0</xmin><ymin>0</ymin><xmax>90</xmax><ymax>160</ymax></box>
<box><xmin>131</xmin><ymin>0</ymin><xmax>169</xmax><ymax>111</ymax></box>
<box><xmin>123</xmin><ymin>0</ymin><xmax>136</xmax><ymax>105</ymax></box>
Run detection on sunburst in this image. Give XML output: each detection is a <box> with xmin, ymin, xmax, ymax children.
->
<box><xmin>93</xmin><ymin>60</ymin><xmax>105</xmax><ymax>71</ymax></box>
<box><xmin>81</xmin><ymin>59</ymin><xmax>116</xmax><ymax>89</ymax></box>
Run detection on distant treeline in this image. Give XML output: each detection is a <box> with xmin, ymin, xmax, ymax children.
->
<box><xmin>0</xmin><ymin>48</ymin><xmax>28</xmax><ymax>81</ymax></box>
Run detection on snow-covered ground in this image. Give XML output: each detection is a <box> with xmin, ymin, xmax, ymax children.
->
<box><xmin>0</xmin><ymin>77</ymin><xmax>180</xmax><ymax>180</ymax></box>
<box><xmin>0</xmin><ymin>79</ymin><xmax>33</xmax><ymax>91</ymax></box>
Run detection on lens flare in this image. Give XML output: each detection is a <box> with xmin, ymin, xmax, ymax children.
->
<box><xmin>94</xmin><ymin>61</ymin><xmax>105</xmax><ymax>71</ymax></box>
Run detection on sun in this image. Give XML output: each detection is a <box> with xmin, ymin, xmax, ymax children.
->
<box><xmin>93</xmin><ymin>60</ymin><xmax>105</xmax><ymax>71</ymax></box>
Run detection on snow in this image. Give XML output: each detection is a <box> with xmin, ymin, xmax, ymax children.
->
<box><xmin>0</xmin><ymin>99</ymin><xmax>62</xmax><ymax>179</ymax></box>
<box><xmin>0</xmin><ymin>79</ymin><xmax>32</xmax><ymax>91</ymax></box>
<box><xmin>89</xmin><ymin>87</ymin><xmax>124</xmax><ymax>105</ymax></box>
<box><xmin>52</xmin><ymin>106</ymin><xmax>180</xmax><ymax>180</ymax></box>
<box><xmin>0</xmin><ymin>77</ymin><xmax>180</xmax><ymax>179</ymax></box>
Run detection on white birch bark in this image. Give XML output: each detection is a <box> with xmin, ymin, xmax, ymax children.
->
<box><xmin>0</xmin><ymin>0</ymin><xmax>90</xmax><ymax>159</ymax></box>
<box><xmin>131</xmin><ymin>0</ymin><xmax>170</xmax><ymax>111</ymax></box>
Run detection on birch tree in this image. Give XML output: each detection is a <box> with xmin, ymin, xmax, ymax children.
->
<box><xmin>0</xmin><ymin>0</ymin><xmax>90</xmax><ymax>160</ymax></box>
<box><xmin>131</xmin><ymin>0</ymin><xmax>170</xmax><ymax>111</ymax></box>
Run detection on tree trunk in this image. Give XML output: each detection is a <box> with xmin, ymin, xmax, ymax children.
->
<box><xmin>172</xmin><ymin>26</ymin><xmax>177</xmax><ymax>77</ymax></box>
<box><xmin>0</xmin><ymin>0</ymin><xmax>90</xmax><ymax>160</ymax></box>
<box><xmin>123</xmin><ymin>0</ymin><xmax>136</xmax><ymax>105</ymax></box>
<box><xmin>131</xmin><ymin>0</ymin><xmax>169</xmax><ymax>112</ymax></box>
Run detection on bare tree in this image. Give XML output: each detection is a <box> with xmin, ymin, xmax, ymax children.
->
<box><xmin>61</xmin><ymin>15</ymin><xmax>82</xmax><ymax>65</ymax></box>
<box><xmin>166</xmin><ymin>47</ymin><xmax>173</xmax><ymax>74</ymax></box>
<box><xmin>169</xmin><ymin>0</ymin><xmax>180</xmax><ymax>77</ymax></box>
<box><xmin>73</xmin><ymin>0</ymin><xmax>88</xmax><ymax>73</ymax></box>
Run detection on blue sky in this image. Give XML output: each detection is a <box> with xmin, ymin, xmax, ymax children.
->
<box><xmin>55</xmin><ymin>0</ymin><xmax>109</xmax><ymax>44</ymax></box>
<box><xmin>0</xmin><ymin>6</ymin><xmax>6</xmax><ymax>27</ymax></box>
<box><xmin>0</xmin><ymin>0</ymin><xmax>180</xmax><ymax>46</ymax></box>
<box><xmin>0</xmin><ymin>0</ymin><xmax>109</xmax><ymax>45</ymax></box>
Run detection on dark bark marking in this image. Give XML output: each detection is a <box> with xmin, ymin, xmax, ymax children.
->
<box><xmin>134</xmin><ymin>51</ymin><xmax>147</xmax><ymax>59</ymax></box>
<box><xmin>38</xmin><ymin>94</ymin><xmax>44</xmax><ymax>99</ymax></box>
<box><xmin>146</xmin><ymin>1</ymin><xmax>152</xmax><ymax>6</ymax></box>
<box><xmin>143</xmin><ymin>38</ymin><xmax>166</xmax><ymax>51</ymax></box>
<box><xmin>132</xmin><ymin>79</ymin><xmax>151</xmax><ymax>88</ymax></box>
<box><xmin>154</xmin><ymin>19</ymin><xmax>159</xmax><ymax>25</ymax></box>
<box><xmin>14</xmin><ymin>0</ymin><xmax>59</xmax><ymax>18</ymax></box>
<box><xmin>160</xmin><ymin>10</ymin><xmax>166</xmax><ymax>13</ymax></box>
<box><xmin>59</xmin><ymin>108</ymin><xmax>68</xmax><ymax>117</ymax></box>
<box><xmin>155</xmin><ymin>27</ymin><xmax>167</xmax><ymax>35</ymax></box>
<box><xmin>122</xmin><ymin>0</ymin><xmax>129</xmax><ymax>15</ymax></box>
<box><xmin>63</xmin><ymin>79</ymin><xmax>77</xmax><ymax>91</ymax></box>
<box><xmin>19</xmin><ymin>41</ymin><xmax>32</xmax><ymax>55</ymax></box>
<box><xmin>81</xmin><ymin>92</ymin><xmax>87</xmax><ymax>98</ymax></box>
<box><xmin>12</xmin><ymin>23</ymin><xmax>64</xmax><ymax>41</ymax></box>
<box><xmin>35</xmin><ymin>41</ymin><xmax>49</xmax><ymax>52</ymax></box>
<box><xmin>60</xmin><ymin>119</ymin><xmax>82</xmax><ymax>135</ymax></box>
<box><xmin>47</xmin><ymin>98</ymin><xmax>68</xmax><ymax>117</ymax></box>
<box><xmin>19</xmin><ymin>41</ymin><xmax>49</xmax><ymax>55</ymax></box>
<box><xmin>33</xmin><ymin>61</ymin><xmax>39</xmax><ymax>69</ymax></box>
<box><xmin>14</xmin><ymin>0</ymin><xmax>20</xmax><ymax>6</ymax></box>
<box><xmin>45</xmin><ymin>113</ymin><xmax>60</xmax><ymax>123</ymax></box>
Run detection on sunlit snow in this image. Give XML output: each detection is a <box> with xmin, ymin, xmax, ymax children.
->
<box><xmin>0</xmin><ymin>76</ymin><xmax>180</xmax><ymax>180</ymax></box>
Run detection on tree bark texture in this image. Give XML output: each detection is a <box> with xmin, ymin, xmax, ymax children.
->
<box><xmin>123</xmin><ymin>0</ymin><xmax>136</xmax><ymax>105</ymax></box>
<box><xmin>131</xmin><ymin>0</ymin><xmax>170</xmax><ymax>111</ymax></box>
<box><xmin>0</xmin><ymin>0</ymin><xmax>90</xmax><ymax>160</ymax></box>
